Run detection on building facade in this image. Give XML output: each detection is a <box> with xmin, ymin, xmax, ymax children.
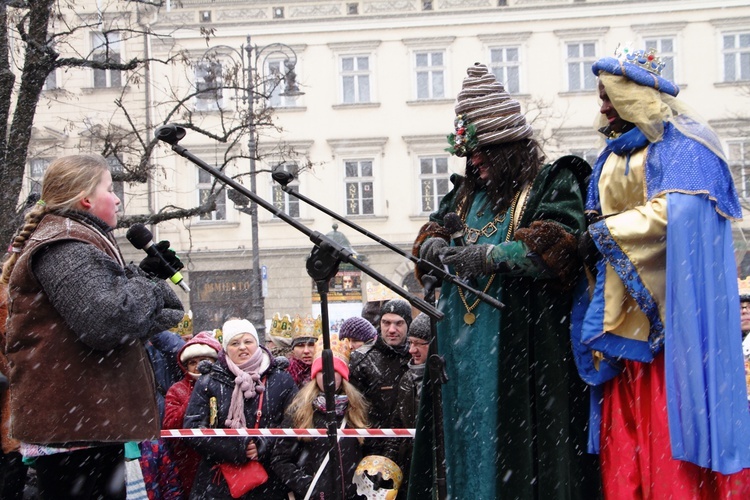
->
<box><xmin>27</xmin><ymin>0</ymin><xmax>750</xmax><ymax>333</ymax></box>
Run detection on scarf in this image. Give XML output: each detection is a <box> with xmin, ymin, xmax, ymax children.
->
<box><xmin>288</xmin><ymin>357</ymin><xmax>312</xmax><ymax>387</ymax></box>
<box><xmin>225</xmin><ymin>349</ymin><xmax>266</xmax><ymax>429</ymax></box>
<box><xmin>313</xmin><ymin>393</ymin><xmax>349</xmax><ymax>418</ymax></box>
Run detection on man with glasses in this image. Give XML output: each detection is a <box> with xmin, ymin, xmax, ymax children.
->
<box><xmin>349</xmin><ymin>299</ymin><xmax>412</xmax><ymax>458</ymax></box>
<box><xmin>384</xmin><ymin>314</ymin><xmax>431</xmax><ymax>498</ymax></box>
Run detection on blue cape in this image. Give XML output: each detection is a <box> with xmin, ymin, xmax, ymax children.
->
<box><xmin>571</xmin><ymin>124</ymin><xmax>750</xmax><ymax>473</ymax></box>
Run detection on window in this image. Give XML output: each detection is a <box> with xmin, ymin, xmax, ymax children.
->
<box><xmin>340</xmin><ymin>55</ymin><xmax>371</xmax><ymax>104</ymax></box>
<box><xmin>194</xmin><ymin>61</ymin><xmax>223</xmax><ymax>111</ymax></box>
<box><xmin>271</xmin><ymin>163</ymin><xmax>300</xmax><ymax>218</ymax></box>
<box><xmin>566</xmin><ymin>42</ymin><xmax>597</xmax><ymax>91</ymax></box>
<box><xmin>723</xmin><ymin>33</ymin><xmax>750</xmax><ymax>82</ymax></box>
<box><xmin>43</xmin><ymin>70</ymin><xmax>57</xmax><ymax>91</ymax></box>
<box><xmin>419</xmin><ymin>156</ymin><xmax>449</xmax><ymax>213</ymax></box>
<box><xmin>266</xmin><ymin>59</ymin><xmax>296</xmax><ymax>108</ymax></box>
<box><xmin>28</xmin><ymin>158</ymin><xmax>50</xmax><ymax>195</ymax></box>
<box><xmin>344</xmin><ymin>160</ymin><xmax>374</xmax><ymax>215</ymax></box>
<box><xmin>197</xmin><ymin>168</ymin><xmax>226</xmax><ymax>221</ymax></box>
<box><xmin>644</xmin><ymin>37</ymin><xmax>675</xmax><ymax>83</ymax></box>
<box><xmin>106</xmin><ymin>156</ymin><xmax>125</xmax><ymax>203</ymax></box>
<box><xmin>92</xmin><ymin>32</ymin><xmax>122</xmax><ymax>88</ymax></box>
<box><xmin>489</xmin><ymin>47</ymin><xmax>520</xmax><ymax>93</ymax></box>
<box><xmin>728</xmin><ymin>141</ymin><xmax>750</xmax><ymax>198</ymax></box>
<box><xmin>415</xmin><ymin>50</ymin><xmax>445</xmax><ymax>100</ymax></box>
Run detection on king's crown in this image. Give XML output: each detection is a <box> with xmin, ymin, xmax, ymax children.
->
<box><xmin>615</xmin><ymin>43</ymin><xmax>666</xmax><ymax>76</ymax></box>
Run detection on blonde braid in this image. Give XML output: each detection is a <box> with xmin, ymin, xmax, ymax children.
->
<box><xmin>1</xmin><ymin>154</ymin><xmax>109</xmax><ymax>285</ymax></box>
<box><xmin>1</xmin><ymin>205</ymin><xmax>48</xmax><ymax>285</ymax></box>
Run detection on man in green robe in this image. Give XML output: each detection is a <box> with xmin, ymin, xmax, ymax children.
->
<box><xmin>409</xmin><ymin>63</ymin><xmax>599</xmax><ymax>499</ymax></box>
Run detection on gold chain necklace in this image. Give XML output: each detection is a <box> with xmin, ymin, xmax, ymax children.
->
<box><xmin>457</xmin><ymin>190</ymin><xmax>521</xmax><ymax>325</ymax></box>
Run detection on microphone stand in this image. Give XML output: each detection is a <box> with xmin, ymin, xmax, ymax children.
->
<box><xmin>420</xmin><ymin>274</ymin><xmax>448</xmax><ymax>500</ymax></box>
<box><xmin>156</xmin><ymin>124</ymin><xmax>443</xmax><ymax>500</ymax></box>
<box><xmin>271</xmin><ymin>170</ymin><xmax>504</xmax><ymax>311</ymax></box>
<box><xmin>270</xmin><ymin>170</ymin><xmax>467</xmax><ymax>500</ymax></box>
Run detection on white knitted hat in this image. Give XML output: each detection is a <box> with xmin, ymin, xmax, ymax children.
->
<box><xmin>221</xmin><ymin>319</ymin><xmax>259</xmax><ymax>350</ymax></box>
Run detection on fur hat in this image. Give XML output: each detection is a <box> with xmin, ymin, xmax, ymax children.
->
<box><xmin>310</xmin><ymin>333</ymin><xmax>351</xmax><ymax>381</ymax></box>
<box><xmin>177</xmin><ymin>331</ymin><xmax>222</xmax><ymax>373</ymax></box>
<box><xmin>221</xmin><ymin>318</ymin><xmax>258</xmax><ymax>350</ymax></box>
<box><xmin>408</xmin><ymin>313</ymin><xmax>431</xmax><ymax>341</ymax></box>
<box><xmin>340</xmin><ymin>317</ymin><xmax>378</xmax><ymax>343</ymax></box>
<box><xmin>180</xmin><ymin>341</ymin><xmax>219</xmax><ymax>364</ymax></box>
<box><xmin>380</xmin><ymin>299</ymin><xmax>413</xmax><ymax>330</ymax></box>
<box><xmin>447</xmin><ymin>62</ymin><xmax>532</xmax><ymax>157</ymax></box>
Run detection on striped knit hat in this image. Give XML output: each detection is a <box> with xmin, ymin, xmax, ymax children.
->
<box><xmin>447</xmin><ymin>63</ymin><xmax>532</xmax><ymax>157</ymax></box>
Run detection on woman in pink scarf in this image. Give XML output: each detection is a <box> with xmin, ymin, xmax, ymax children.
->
<box><xmin>183</xmin><ymin>319</ymin><xmax>298</xmax><ymax>499</ymax></box>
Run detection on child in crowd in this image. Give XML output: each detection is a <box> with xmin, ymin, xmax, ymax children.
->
<box><xmin>270</xmin><ymin>333</ymin><xmax>369</xmax><ymax>499</ymax></box>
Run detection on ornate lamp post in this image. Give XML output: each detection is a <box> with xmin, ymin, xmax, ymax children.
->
<box><xmin>210</xmin><ymin>35</ymin><xmax>303</xmax><ymax>338</ymax></box>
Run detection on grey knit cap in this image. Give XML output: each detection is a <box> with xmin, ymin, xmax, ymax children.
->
<box><xmin>340</xmin><ymin>316</ymin><xmax>378</xmax><ymax>343</ymax></box>
<box><xmin>408</xmin><ymin>313</ymin><xmax>431</xmax><ymax>341</ymax></box>
<box><xmin>380</xmin><ymin>299</ymin><xmax>413</xmax><ymax>329</ymax></box>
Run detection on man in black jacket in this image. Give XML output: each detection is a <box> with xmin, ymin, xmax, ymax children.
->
<box><xmin>349</xmin><ymin>299</ymin><xmax>412</xmax><ymax>456</ymax></box>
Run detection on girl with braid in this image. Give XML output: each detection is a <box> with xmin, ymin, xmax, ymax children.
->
<box><xmin>2</xmin><ymin>154</ymin><xmax>184</xmax><ymax>499</ymax></box>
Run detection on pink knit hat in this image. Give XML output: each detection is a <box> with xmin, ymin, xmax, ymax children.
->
<box><xmin>310</xmin><ymin>333</ymin><xmax>351</xmax><ymax>381</ymax></box>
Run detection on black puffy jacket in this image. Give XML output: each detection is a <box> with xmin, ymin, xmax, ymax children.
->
<box><xmin>348</xmin><ymin>336</ymin><xmax>410</xmax><ymax>455</ymax></box>
<box><xmin>184</xmin><ymin>348</ymin><xmax>298</xmax><ymax>500</ymax></box>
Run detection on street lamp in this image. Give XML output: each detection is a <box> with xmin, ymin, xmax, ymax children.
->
<box><xmin>206</xmin><ymin>35</ymin><xmax>303</xmax><ymax>339</ymax></box>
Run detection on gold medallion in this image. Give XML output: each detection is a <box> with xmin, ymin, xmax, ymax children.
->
<box><xmin>464</xmin><ymin>312</ymin><xmax>476</xmax><ymax>325</ymax></box>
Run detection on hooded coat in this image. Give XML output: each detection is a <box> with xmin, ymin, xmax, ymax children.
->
<box><xmin>163</xmin><ymin>332</ymin><xmax>222</xmax><ymax>496</ymax></box>
<box><xmin>183</xmin><ymin>347</ymin><xmax>298</xmax><ymax>500</ymax></box>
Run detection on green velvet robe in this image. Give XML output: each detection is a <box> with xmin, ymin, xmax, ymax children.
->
<box><xmin>408</xmin><ymin>157</ymin><xmax>600</xmax><ymax>500</ymax></box>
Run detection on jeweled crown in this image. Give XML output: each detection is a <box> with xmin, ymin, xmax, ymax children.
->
<box><xmin>313</xmin><ymin>332</ymin><xmax>351</xmax><ymax>364</ymax></box>
<box><xmin>615</xmin><ymin>43</ymin><xmax>666</xmax><ymax>76</ymax></box>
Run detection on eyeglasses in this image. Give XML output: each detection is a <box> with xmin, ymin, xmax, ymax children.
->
<box><xmin>407</xmin><ymin>340</ymin><xmax>430</xmax><ymax>347</ymax></box>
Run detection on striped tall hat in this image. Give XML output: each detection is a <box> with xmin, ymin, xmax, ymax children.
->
<box><xmin>447</xmin><ymin>62</ymin><xmax>532</xmax><ymax>157</ymax></box>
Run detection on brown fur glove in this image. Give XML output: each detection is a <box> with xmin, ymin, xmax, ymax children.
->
<box><xmin>514</xmin><ymin>220</ymin><xmax>580</xmax><ymax>289</ymax></box>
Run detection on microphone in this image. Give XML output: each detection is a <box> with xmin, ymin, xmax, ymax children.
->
<box><xmin>154</xmin><ymin>124</ymin><xmax>186</xmax><ymax>145</ymax></box>
<box><xmin>271</xmin><ymin>168</ymin><xmax>295</xmax><ymax>187</ymax></box>
<box><xmin>126</xmin><ymin>223</ymin><xmax>190</xmax><ymax>292</ymax></box>
<box><xmin>443</xmin><ymin>212</ymin><xmax>466</xmax><ymax>247</ymax></box>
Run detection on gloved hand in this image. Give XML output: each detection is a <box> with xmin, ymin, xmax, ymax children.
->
<box><xmin>439</xmin><ymin>244</ymin><xmax>494</xmax><ymax>279</ymax></box>
<box><xmin>578</xmin><ymin>230</ymin><xmax>601</xmax><ymax>272</ymax></box>
<box><xmin>139</xmin><ymin>240</ymin><xmax>184</xmax><ymax>280</ymax></box>
<box><xmin>419</xmin><ymin>237</ymin><xmax>448</xmax><ymax>268</ymax></box>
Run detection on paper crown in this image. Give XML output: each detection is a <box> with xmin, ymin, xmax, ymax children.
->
<box><xmin>353</xmin><ymin>455</ymin><xmax>404</xmax><ymax>500</ymax></box>
<box><xmin>364</xmin><ymin>282</ymin><xmax>402</xmax><ymax>303</ymax></box>
<box><xmin>739</xmin><ymin>277</ymin><xmax>750</xmax><ymax>301</ymax></box>
<box><xmin>292</xmin><ymin>314</ymin><xmax>322</xmax><ymax>341</ymax></box>
<box><xmin>592</xmin><ymin>43</ymin><xmax>679</xmax><ymax>97</ymax></box>
<box><xmin>313</xmin><ymin>332</ymin><xmax>352</xmax><ymax>365</ymax></box>
<box><xmin>270</xmin><ymin>313</ymin><xmax>293</xmax><ymax>339</ymax></box>
<box><xmin>169</xmin><ymin>311</ymin><xmax>193</xmax><ymax>339</ymax></box>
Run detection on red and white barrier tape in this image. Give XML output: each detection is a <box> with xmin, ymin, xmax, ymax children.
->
<box><xmin>161</xmin><ymin>428</ymin><xmax>415</xmax><ymax>439</ymax></box>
